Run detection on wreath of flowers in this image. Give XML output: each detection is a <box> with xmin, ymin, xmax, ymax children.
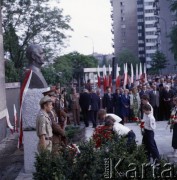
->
<box><xmin>92</xmin><ymin>125</ymin><xmax>113</xmax><ymax>148</ymax></box>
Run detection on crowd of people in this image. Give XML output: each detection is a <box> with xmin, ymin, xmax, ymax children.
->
<box><xmin>35</xmin><ymin>74</ymin><xmax>177</xmax><ymax>162</ymax></box>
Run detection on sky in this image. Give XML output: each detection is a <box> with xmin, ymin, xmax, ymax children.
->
<box><xmin>53</xmin><ymin>0</ymin><xmax>113</xmax><ymax>55</ymax></box>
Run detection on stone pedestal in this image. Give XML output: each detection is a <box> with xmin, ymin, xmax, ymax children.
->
<box><xmin>22</xmin><ymin>88</ymin><xmax>49</xmax><ymax>130</ymax></box>
<box><xmin>24</xmin><ymin>131</ymin><xmax>38</xmax><ymax>173</ymax></box>
<box><xmin>22</xmin><ymin>88</ymin><xmax>49</xmax><ymax>173</ymax></box>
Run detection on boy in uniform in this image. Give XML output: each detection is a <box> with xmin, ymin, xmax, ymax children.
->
<box><xmin>36</xmin><ymin>96</ymin><xmax>53</xmax><ymax>152</ymax></box>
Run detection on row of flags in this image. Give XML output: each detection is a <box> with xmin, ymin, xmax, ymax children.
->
<box><xmin>97</xmin><ymin>63</ymin><xmax>147</xmax><ymax>91</ymax></box>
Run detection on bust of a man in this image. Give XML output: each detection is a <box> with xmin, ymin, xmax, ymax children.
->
<box><xmin>26</xmin><ymin>44</ymin><xmax>48</xmax><ymax>88</ymax></box>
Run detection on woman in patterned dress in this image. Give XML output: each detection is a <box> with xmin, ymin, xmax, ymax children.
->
<box><xmin>130</xmin><ymin>87</ymin><xmax>141</xmax><ymax>120</ymax></box>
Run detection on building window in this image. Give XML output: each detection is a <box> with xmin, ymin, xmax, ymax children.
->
<box><xmin>145</xmin><ymin>24</ymin><xmax>154</xmax><ymax>28</ymax></box>
<box><xmin>138</xmin><ymin>26</ymin><xmax>142</xmax><ymax>30</ymax></box>
<box><xmin>145</xmin><ymin>17</ymin><xmax>157</xmax><ymax>21</ymax></box>
<box><xmin>139</xmin><ymin>47</ymin><xmax>144</xmax><ymax>51</ymax></box>
<box><xmin>145</xmin><ymin>9</ymin><xmax>154</xmax><ymax>13</ymax></box>
<box><xmin>121</xmin><ymin>16</ymin><xmax>125</xmax><ymax>21</ymax></box>
<box><xmin>146</xmin><ymin>31</ymin><xmax>155</xmax><ymax>35</ymax></box>
<box><xmin>121</xmin><ymin>24</ymin><xmax>126</xmax><ymax>28</ymax></box>
<box><xmin>138</xmin><ymin>33</ymin><xmax>142</xmax><ymax>37</ymax></box>
<box><xmin>146</xmin><ymin>46</ymin><xmax>157</xmax><ymax>50</ymax></box>
<box><xmin>144</xmin><ymin>2</ymin><xmax>154</xmax><ymax>6</ymax></box>
<box><xmin>120</xmin><ymin>2</ymin><xmax>124</xmax><ymax>6</ymax></box>
<box><xmin>138</xmin><ymin>19</ymin><xmax>144</xmax><ymax>23</ymax></box>
<box><xmin>146</xmin><ymin>39</ymin><xmax>156</xmax><ymax>43</ymax></box>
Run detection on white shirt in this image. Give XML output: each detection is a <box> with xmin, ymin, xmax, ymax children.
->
<box><xmin>106</xmin><ymin>113</ymin><xmax>122</xmax><ymax>123</ymax></box>
<box><xmin>143</xmin><ymin>102</ymin><xmax>153</xmax><ymax>118</ymax></box>
<box><xmin>106</xmin><ymin>113</ymin><xmax>130</xmax><ymax>135</ymax></box>
<box><xmin>113</xmin><ymin>122</ymin><xmax>130</xmax><ymax>136</ymax></box>
<box><xmin>144</xmin><ymin>113</ymin><xmax>156</xmax><ymax>131</ymax></box>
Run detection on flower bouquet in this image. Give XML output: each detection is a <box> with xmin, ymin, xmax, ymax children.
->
<box><xmin>93</xmin><ymin>126</ymin><xmax>113</xmax><ymax>148</ymax></box>
<box><xmin>167</xmin><ymin>115</ymin><xmax>176</xmax><ymax>132</ymax></box>
<box><xmin>139</xmin><ymin>121</ymin><xmax>145</xmax><ymax>135</ymax></box>
<box><xmin>131</xmin><ymin>117</ymin><xmax>140</xmax><ymax>124</ymax></box>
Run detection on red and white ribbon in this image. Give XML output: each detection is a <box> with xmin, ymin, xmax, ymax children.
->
<box><xmin>18</xmin><ymin>69</ymin><xmax>32</xmax><ymax>148</ymax></box>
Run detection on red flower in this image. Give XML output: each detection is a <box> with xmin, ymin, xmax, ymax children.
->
<box><xmin>170</xmin><ymin>115</ymin><xmax>176</xmax><ymax>119</ymax></box>
<box><xmin>93</xmin><ymin>126</ymin><xmax>113</xmax><ymax>148</ymax></box>
<box><xmin>132</xmin><ymin>117</ymin><xmax>139</xmax><ymax>122</ymax></box>
<box><xmin>140</xmin><ymin>122</ymin><xmax>144</xmax><ymax>129</ymax></box>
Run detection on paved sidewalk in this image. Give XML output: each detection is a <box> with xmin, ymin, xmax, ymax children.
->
<box><xmin>0</xmin><ymin>133</ymin><xmax>24</xmax><ymax>180</ymax></box>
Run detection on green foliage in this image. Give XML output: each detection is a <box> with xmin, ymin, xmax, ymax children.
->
<box><xmin>150</xmin><ymin>51</ymin><xmax>167</xmax><ymax>74</ymax></box>
<box><xmin>33</xmin><ymin>135</ymin><xmax>171</xmax><ymax>180</ymax></box>
<box><xmin>65</xmin><ymin>126</ymin><xmax>85</xmax><ymax>143</ymax></box>
<box><xmin>117</xmin><ymin>50</ymin><xmax>139</xmax><ymax>73</ymax></box>
<box><xmin>41</xmin><ymin>65</ymin><xmax>58</xmax><ymax>86</ymax></box>
<box><xmin>5</xmin><ymin>60</ymin><xmax>20</xmax><ymax>82</ymax></box>
<box><xmin>2</xmin><ymin>0</ymin><xmax>72</xmax><ymax>82</ymax></box>
<box><xmin>170</xmin><ymin>0</ymin><xmax>177</xmax><ymax>12</ymax></box>
<box><xmin>42</xmin><ymin>52</ymin><xmax>98</xmax><ymax>86</ymax></box>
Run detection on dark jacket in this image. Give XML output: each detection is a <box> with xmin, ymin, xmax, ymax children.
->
<box><xmin>79</xmin><ymin>92</ymin><xmax>90</xmax><ymax>110</ymax></box>
<box><xmin>89</xmin><ymin>93</ymin><xmax>100</xmax><ymax>111</ymax></box>
<box><xmin>102</xmin><ymin>93</ymin><xmax>114</xmax><ymax>110</ymax></box>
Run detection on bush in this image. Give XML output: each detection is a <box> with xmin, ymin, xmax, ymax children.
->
<box><xmin>33</xmin><ymin>134</ymin><xmax>176</xmax><ymax>180</ymax></box>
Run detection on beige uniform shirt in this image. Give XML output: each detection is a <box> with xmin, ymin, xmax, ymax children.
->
<box><xmin>36</xmin><ymin>110</ymin><xmax>53</xmax><ymax>151</ymax></box>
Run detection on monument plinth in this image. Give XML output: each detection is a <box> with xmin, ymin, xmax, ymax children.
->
<box><xmin>22</xmin><ymin>44</ymin><xmax>48</xmax><ymax>173</ymax></box>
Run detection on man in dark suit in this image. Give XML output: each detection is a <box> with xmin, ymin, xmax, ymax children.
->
<box><xmin>89</xmin><ymin>89</ymin><xmax>100</xmax><ymax>128</ymax></box>
<box><xmin>162</xmin><ymin>85</ymin><xmax>174</xmax><ymax>120</ymax></box>
<box><xmin>149</xmin><ymin>85</ymin><xmax>159</xmax><ymax>120</ymax></box>
<box><xmin>103</xmin><ymin>87</ymin><xmax>114</xmax><ymax>113</ymax></box>
<box><xmin>79</xmin><ymin>89</ymin><xmax>90</xmax><ymax>127</ymax></box>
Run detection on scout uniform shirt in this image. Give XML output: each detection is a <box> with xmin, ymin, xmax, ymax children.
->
<box><xmin>36</xmin><ymin>110</ymin><xmax>53</xmax><ymax>152</ymax></box>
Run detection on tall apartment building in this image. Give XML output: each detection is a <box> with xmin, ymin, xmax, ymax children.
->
<box><xmin>143</xmin><ymin>0</ymin><xmax>159</xmax><ymax>67</ymax></box>
<box><xmin>157</xmin><ymin>0</ymin><xmax>176</xmax><ymax>73</ymax></box>
<box><xmin>111</xmin><ymin>0</ymin><xmax>176</xmax><ymax>73</ymax></box>
<box><xmin>110</xmin><ymin>0</ymin><xmax>138</xmax><ymax>59</ymax></box>
<box><xmin>137</xmin><ymin>0</ymin><xmax>146</xmax><ymax>63</ymax></box>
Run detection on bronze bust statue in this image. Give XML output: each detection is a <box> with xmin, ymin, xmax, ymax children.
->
<box><xmin>26</xmin><ymin>44</ymin><xmax>48</xmax><ymax>88</ymax></box>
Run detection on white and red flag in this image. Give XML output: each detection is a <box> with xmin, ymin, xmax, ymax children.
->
<box><xmin>13</xmin><ymin>104</ymin><xmax>18</xmax><ymax>133</ymax></box>
<box><xmin>97</xmin><ymin>66</ymin><xmax>101</xmax><ymax>88</ymax></box>
<box><xmin>136</xmin><ymin>64</ymin><xmax>139</xmax><ymax>86</ymax></box>
<box><xmin>144</xmin><ymin>63</ymin><xmax>147</xmax><ymax>83</ymax></box>
<box><xmin>131</xmin><ymin>64</ymin><xmax>134</xmax><ymax>84</ymax></box>
<box><xmin>103</xmin><ymin>65</ymin><xmax>107</xmax><ymax>92</ymax></box>
<box><xmin>108</xmin><ymin>64</ymin><xmax>112</xmax><ymax>88</ymax></box>
<box><xmin>6</xmin><ymin>109</ymin><xmax>14</xmax><ymax>134</ymax></box>
<box><xmin>116</xmin><ymin>64</ymin><xmax>121</xmax><ymax>88</ymax></box>
<box><xmin>18</xmin><ymin>69</ymin><xmax>32</xmax><ymax>148</ymax></box>
<box><xmin>123</xmin><ymin>63</ymin><xmax>128</xmax><ymax>89</ymax></box>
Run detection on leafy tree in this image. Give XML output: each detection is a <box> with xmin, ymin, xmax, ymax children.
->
<box><xmin>2</xmin><ymin>0</ymin><xmax>72</xmax><ymax>82</ymax></box>
<box><xmin>42</xmin><ymin>52</ymin><xmax>98</xmax><ymax>86</ymax></box>
<box><xmin>150</xmin><ymin>51</ymin><xmax>167</xmax><ymax>74</ymax></box>
<box><xmin>5</xmin><ymin>60</ymin><xmax>19</xmax><ymax>82</ymax></box>
<box><xmin>117</xmin><ymin>50</ymin><xmax>139</xmax><ymax>73</ymax></box>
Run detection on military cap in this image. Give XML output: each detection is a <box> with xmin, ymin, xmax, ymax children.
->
<box><xmin>42</xmin><ymin>89</ymin><xmax>57</xmax><ymax>97</ymax></box>
<box><xmin>39</xmin><ymin>96</ymin><xmax>53</xmax><ymax>105</ymax></box>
